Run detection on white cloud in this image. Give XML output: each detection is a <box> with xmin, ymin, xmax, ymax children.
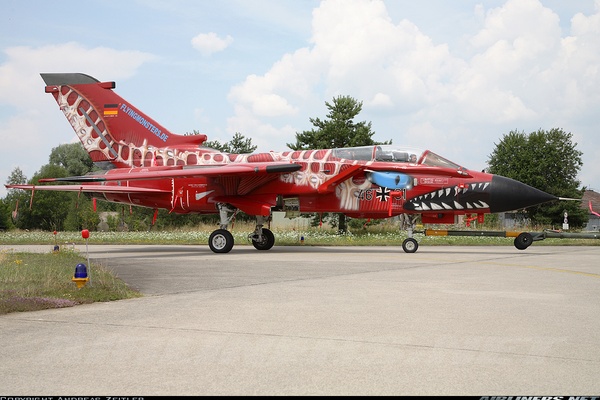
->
<box><xmin>226</xmin><ymin>105</ymin><xmax>297</xmax><ymax>151</ymax></box>
<box><xmin>227</xmin><ymin>49</ymin><xmax>320</xmax><ymax>119</ymax></box>
<box><xmin>470</xmin><ymin>0</ymin><xmax>561</xmax><ymax>50</ymax></box>
<box><xmin>226</xmin><ymin>0</ymin><xmax>463</xmax><ymax>137</ymax></box>
<box><xmin>0</xmin><ymin>42</ymin><xmax>156</xmax><ymax>109</ymax></box>
<box><xmin>0</xmin><ymin>42</ymin><xmax>155</xmax><ymax>197</ymax></box>
<box><xmin>191</xmin><ymin>32</ymin><xmax>234</xmax><ymax>56</ymax></box>
<box><xmin>368</xmin><ymin>93</ymin><xmax>393</xmax><ymax>108</ymax></box>
<box><xmin>226</xmin><ymin>0</ymin><xmax>459</xmax><ymax>128</ymax></box>
<box><xmin>243</xmin><ymin>0</ymin><xmax>591</xmax><ymax>124</ymax></box>
<box><xmin>223</xmin><ymin>0</ymin><xmax>600</xmax><ymax>188</ymax></box>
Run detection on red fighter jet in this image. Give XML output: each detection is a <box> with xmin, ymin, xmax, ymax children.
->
<box><xmin>6</xmin><ymin>73</ymin><xmax>558</xmax><ymax>253</ymax></box>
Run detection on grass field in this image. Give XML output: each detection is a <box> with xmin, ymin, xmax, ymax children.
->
<box><xmin>2</xmin><ymin>224</ymin><xmax>599</xmax><ymax>247</ymax></box>
<box><xmin>0</xmin><ymin>248</ymin><xmax>141</xmax><ymax>315</ymax></box>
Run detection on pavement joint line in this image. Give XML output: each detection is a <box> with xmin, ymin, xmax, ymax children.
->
<box><xmin>6</xmin><ymin>316</ymin><xmax>600</xmax><ymax>364</ymax></box>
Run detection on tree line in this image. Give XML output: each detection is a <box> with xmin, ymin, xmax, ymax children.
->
<box><xmin>0</xmin><ymin>96</ymin><xmax>588</xmax><ymax>232</ymax></box>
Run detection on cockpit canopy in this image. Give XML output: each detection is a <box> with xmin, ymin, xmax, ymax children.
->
<box><xmin>332</xmin><ymin>145</ymin><xmax>464</xmax><ymax>170</ymax></box>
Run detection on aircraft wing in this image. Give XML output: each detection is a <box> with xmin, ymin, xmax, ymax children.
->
<box><xmin>6</xmin><ymin>162</ymin><xmax>302</xmax><ymax>214</ymax></box>
<box><xmin>38</xmin><ymin>162</ymin><xmax>301</xmax><ymax>183</ymax></box>
<box><xmin>317</xmin><ymin>165</ymin><xmax>365</xmax><ymax>193</ymax></box>
<box><xmin>5</xmin><ymin>184</ymin><xmax>171</xmax><ymax>193</ymax></box>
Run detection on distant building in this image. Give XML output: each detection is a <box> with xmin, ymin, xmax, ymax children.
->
<box><xmin>582</xmin><ymin>190</ymin><xmax>600</xmax><ymax>231</ymax></box>
<box><xmin>97</xmin><ymin>211</ymin><xmax>128</xmax><ymax>232</ymax></box>
<box><xmin>497</xmin><ymin>212</ymin><xmax>524</xmax><ymax>230</ymax></box>
<box><xmin>271</xmin><ymin>211</ymin><xmax>312</xmax><ymax>230</ymax></box>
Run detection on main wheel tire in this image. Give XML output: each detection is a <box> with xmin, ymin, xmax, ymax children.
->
<box><xmin>402</xmin><ymin>238</ymin><xmax>419</xmax><ymax>253</ymax></box>
<box><xmin>209</xmin><ymin>229</ymin><xmax>234</xmax><ymax>253</ymax></box>
<box><xmin>514</xmin><ymin>232</ymin><xmax>533</xmax><ymax>250</ymax></box>
<box><xmin>252</xmin><ymin>228</ymin><xmax>275</xmax><ymax>250</ymax></box>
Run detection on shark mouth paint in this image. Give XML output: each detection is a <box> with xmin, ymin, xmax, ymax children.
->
<box><xmin>404</xmin><ymin>182</ymin><xmax>491</xmax><ymax>211</ymax></box>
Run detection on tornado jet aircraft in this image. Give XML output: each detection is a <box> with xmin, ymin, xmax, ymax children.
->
<box><xmin>6</xmin><ymin>73</ymin><xmax>558</xmax><ymax>253</ymax></box>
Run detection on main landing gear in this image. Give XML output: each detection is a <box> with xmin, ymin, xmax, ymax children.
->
<box><xmin>209</xmin><ymin>229</ymin><xmax>234</xmax><ymax>253</ymax></box>
<box><xmin>208</xmin><ymin>203</ymin><xmax>275</xmax><ymax>253</ymax></box>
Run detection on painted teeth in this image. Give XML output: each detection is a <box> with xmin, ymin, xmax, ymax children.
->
<box><xmin>407</xmin><ymin>182</ymin><xmax>491</xmax><ymax>211</ymax></box>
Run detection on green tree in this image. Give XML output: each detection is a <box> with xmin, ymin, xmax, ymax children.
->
<box><xmin>4</xmin><ymin>167</ymin><xmax>29</xmax><ymax>228</ymax></box>
<box><xmin>49</xmin><ymin>143</ymin><xmax>94</xmax><ymax>176</ymax></box>
<box><xmin>203</xmin><ymin>132</ymin><xmax>257</xmax><ymax>154</ymax></box>
<box><xmin>226</xmin><ymin>132</ymin><xmax>258</xmax><ymax>154</ymax></box>
<box><xmin>287</xmin><ymin>95</ymin><xmax>390</xmax><ymax>150</ymax></box>
<box><xmin>287</xmin><ymin>95</ymin><xmax>391</xmax><ymax>233</ymax></box>
<box><xmin>17</xmin><ymin>164</ymin><xmax>73</xmax><ymax>231</ymax></box>
<box><xmin>5</xmin><ymin>167</ymin><xmax>27</xmax><ymax>186</ymax></box>
<box><xmin>63</xmin><ymin>195</ymin><xmax>100</xmax><ymax>231</ymax></box>
<box><xmin>41</xmin><ymin>142</ymin><xmax>98</xmax><ymax>230</ymax></box>
<box><xmin>487</xmin><ymin>128</ymin><xmax>587</xmax><ymax>227</ymax></box>
<box><xmin>0</xmin><ymin>198</ymin><xmax>12</xmax><ymax>230</ymax></box>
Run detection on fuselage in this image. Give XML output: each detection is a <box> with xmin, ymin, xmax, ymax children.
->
<box><xmin>82</xmin><ymin>145</ymin><xmax>555</xmax><ymax>220</ymax></box>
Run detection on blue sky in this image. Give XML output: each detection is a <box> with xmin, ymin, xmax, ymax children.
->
<box><xmin>1</xmin><ymin>0</ymin><xmax>599</xmax><ymax>198</ymax></box>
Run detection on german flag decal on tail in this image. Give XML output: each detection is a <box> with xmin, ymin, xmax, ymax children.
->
<box><xmin>103</xmin><ymin>103</ymin><xmax>119</xmax><ymax>118</ymax></box>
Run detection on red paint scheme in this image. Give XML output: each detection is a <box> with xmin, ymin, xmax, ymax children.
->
<box><xmin>7</xmin><ymin>73</ymin><xmax>558</xmax><ymax>253</ymax></box>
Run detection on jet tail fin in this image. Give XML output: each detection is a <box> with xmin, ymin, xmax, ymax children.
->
<box><xmin>41</xmin><ymin>73</ymin><xmax>208</xmax><ymax>169</ymax></box>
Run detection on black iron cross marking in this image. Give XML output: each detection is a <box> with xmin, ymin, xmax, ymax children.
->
<box><xmin>376</xmin><ymin>186</ymin><xmax>391</xmax><ymax>202</ymax></box>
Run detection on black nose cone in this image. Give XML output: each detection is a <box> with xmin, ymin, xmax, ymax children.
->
<box><xmin>489</xmin><ymin>175</ymin><xmax>557</xmax><ymax>213</ymax></box>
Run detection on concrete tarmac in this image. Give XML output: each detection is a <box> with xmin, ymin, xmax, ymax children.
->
<box><xmin>1</xmin><ymin>243</ymin><xmax>599</xmax><ymax>395</ymax></box>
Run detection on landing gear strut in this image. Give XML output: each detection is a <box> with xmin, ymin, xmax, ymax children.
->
<box><xmin>208</xmin><ymin>203</ymin><xmax>275</xmax><ymax>253</ymax></box>
<box><xmin>208</xmin><ymin>203</ymin><xmax>237</xmax><ymax>253</ymax></box>
<box><xmin>249</xmin><ymin>215</ymin><xmax>275</xmax><ymax>250</ymax></box>
<box><xmin>400</xmin><ymin>214</ymin><xmax>420</xmax><ymax>253</ymax></box>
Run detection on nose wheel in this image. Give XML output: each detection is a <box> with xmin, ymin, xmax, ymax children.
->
<box><xmin>402</xmin><ymin>237</ymin><xmax>419</xmax><ymax>253</ymax></box>
<box><xmin>251</xmin><ymin>228</ymin><xmax>275</xmax><ymax>250</ymax></box>
<box><xmin>400</xmin><ymin>216</ymin><xmax>420</xmax><ymax>253</ymax></box>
